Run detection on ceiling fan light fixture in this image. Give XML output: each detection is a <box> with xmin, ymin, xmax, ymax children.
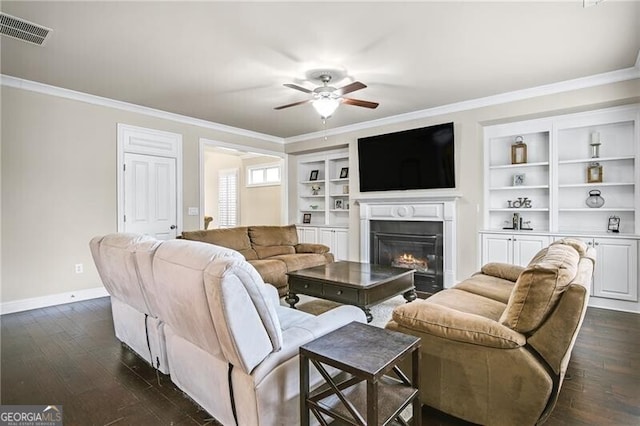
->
<box><xmin>313</xmin><ymin>97</ymin><xmax>340</xmax><ymax>118</ymax></box>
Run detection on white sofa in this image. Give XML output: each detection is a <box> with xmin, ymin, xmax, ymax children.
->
<box><xmin>91</xmin><ymin>233</ymin><xmax>366</xmax><ymax>425</ymax></box>
<box><xmin>89</xmin><ymin>233</ymin><xmax>171</xmax><ymax>373</ymax></box>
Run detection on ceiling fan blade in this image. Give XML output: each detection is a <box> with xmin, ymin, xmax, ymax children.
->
<box><xmin>283</xmin><ymin>83</ymin><xmax>312</xmax><ymax>94</ymax></box>
<box><xmin>334</xmin><ymin>81</ymin><xmax>367</xmax><ymax>96</ymax></box>
<box><xmin>274</xmin><ymin>99</ymin><xmax>312</xmax><ymax>110</ymax></box>
<box><xmin>342</xmin><ymin>98</ymin><xmax>379</xmax><ymax>109</ymax></box>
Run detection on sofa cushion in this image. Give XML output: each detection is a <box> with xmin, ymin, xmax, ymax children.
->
<box><xmin>181</xmin><ymin>227</ymin><xmax>258</xmax><ymax>260</ymax></box>
<box><xmin>248</xmin><ymin>259</ymin><xmax>288</xmax><ymax>290</ymax></box>
<box><xmin>270</xmin><ymin>253</ymin><xmax>333</xmax><ymax>273</ymax></box>
<box><xmin>391</xmin><ymin>300</ymin><xmax>525</xmax><ymax>349</ymax></box>
<box><xmin>254</xmin><ymin>245</ymin><xmax>296</xmax><ymax>259</ymax></box>
<box><xmin>456</xmin><ymin>274</ymin><xmax>515</xmax><ymax>304</ymax></box>
<box><xmin>500</xmin><ymin>241</ymin><xmax>580</xmax><ymax>334</ymax></box>
<box><xmin>249</xmin><ymin>225</ymin><xmax>299</xmax><ymax>259</ymax></box>
<box><xmin>479</xmin><ymin>262</ymin><xmax>525</xmax><ymax>283</ymax></box>
<box><xmin>205</xmin><ymin>258</ymin><xmax>282</xmax><ymax>373</ymax></box>
<box><xmin>426</xmin><ymin>288</ymin><xmax>507</xmax><ymax>321</ymax></box>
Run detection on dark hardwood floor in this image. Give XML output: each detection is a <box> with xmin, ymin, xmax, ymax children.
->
<box><xmin>1</xmin><ymin>297</ymin><xmax>638</xmax><ymax>425</ymax></box>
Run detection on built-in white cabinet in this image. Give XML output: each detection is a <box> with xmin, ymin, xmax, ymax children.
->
<box><xmin>553</xmin><ymin>235</ymin><xmax>638</xmax><ymax>302</ymax></box>
<box><xmin>297</xmin><ymin>225</ymin><xmax>349</xmax><ymax>261</ymax></box>
<box><xmin>319</xmin><ymin>227</ymin><xmax>349</xmax><ymax>261</ymax></box>
<box><xmin>480</xmin><ymin>233</ymin><xmax>550</xmax><ymax>266</ymax></box>
<box><xmin>482</xmin><ymin>104</ymin><xmax>640</xmax><ymax>310</ymax></box>
<box><xmin>297</xmin><ymin>226</ymin><xmax>319</xmax><ymax>244</ymax></box>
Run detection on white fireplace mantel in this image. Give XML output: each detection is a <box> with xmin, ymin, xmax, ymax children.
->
<box><xmin>358</xmin><ymin>198</ymin><xmax>457</xmax><ymax>289</ymax></box>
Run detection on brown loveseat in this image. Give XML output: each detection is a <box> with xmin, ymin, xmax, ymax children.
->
<box><xmin>386</xmin><ymin>238</ymin><xmax>596</xmax><ymax>426</ymax></box>
<box><xmin>181</xmin><ymin>225</ymin><xmax>333</xmax><ymax>296</ymax></box>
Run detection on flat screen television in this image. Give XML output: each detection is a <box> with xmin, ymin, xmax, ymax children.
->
<box><xmin>358</xmin><ymin>122</ymin><xmax>455</xmax><ymax>192</ymax></box>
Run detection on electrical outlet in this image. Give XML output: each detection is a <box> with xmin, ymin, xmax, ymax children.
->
<box><xmin>75</xmin><ymin>264</ymin><xmax>83</xmax><ymax>274</ymax></box>
<box><xmin>188</xmin><ymin>207</ymin><xmax>199</xmax><ymax>216</ymax></box>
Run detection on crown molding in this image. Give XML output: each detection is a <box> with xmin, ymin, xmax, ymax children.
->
<box><xmin>3</xmin><ymin>49</ymin><xmax>639</xmax><ymax>146</ymax></box>
<box><xmin>284</xmin><ymin>58</ymin><xmax>640</xmax><ymax>144</ymax></box>
<box><xmin>0</xmin><ymin>75</ymin><xmax>284</xmax><ymax>145</ymax></box>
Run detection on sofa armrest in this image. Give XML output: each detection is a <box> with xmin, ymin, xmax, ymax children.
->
<box><xmin>252</xmin><ymin>305</ymin><xmax>365</xmax><ymax>383</ymax></box>
<box><xmin>391</xmin><ymin>302</ymin><xmax>525</xmax><ymax>349</ymax></box>
<box><xmin>295</xmin><ymin>243</ymin><xmax>330</xmax><ymax>254</ymax></box>
<box><xmin>260</xmin><ymin>282</ymin><xmax>281</xmax><ymax>307</ymax></box>
<box><xmin>477</xmin><ymin>262</ymin><xmax>525</xmax><ymax>282</ymax></box>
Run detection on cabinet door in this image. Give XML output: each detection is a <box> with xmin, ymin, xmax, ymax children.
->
<box><xmin>593</xmin><ymin>238</ymin><xmax>638</xmax><ymax>301</ymax></box>
<box><xmin>513</xmin><ymin>235</ymin><xmax>549</xmax><ymax>266</ymax></box>
<box><xmin>318</xmin><ymin>228</ymin><xmax>333</xmax><ymax>249</ymax></box>
<box><xmin>297</xmin><ymin>226</ymin><xmax>318</xmax><ymax>244</ymax></box>
<box><xmin>481</xmin><ymin>234</ymin><xmax>513</xmax><ymax>265</ymax></box>
<box><xmin>333</xmin><ymin>229</ymin><xmax>349</xmax><ymax>261</ymax></box>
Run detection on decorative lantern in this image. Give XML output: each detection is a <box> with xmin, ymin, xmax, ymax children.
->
<box><xmin>511</xmin><ymin>136</ymin><xmax>527</xmax><ymax>164</ymax></box>
<box><xmin>587</xmin><ymin>162</ymin><xmax>603</xmax><ymax>183</ymax></box>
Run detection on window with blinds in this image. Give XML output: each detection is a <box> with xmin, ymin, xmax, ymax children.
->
<box><xmin>218</xmin><ymin>168</ymin><xmax>238</xmax><ymax>228</ymax></box>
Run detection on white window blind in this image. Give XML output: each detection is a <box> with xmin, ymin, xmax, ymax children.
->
<box><xmin>218</xmin><ymin>168</ymin><xmax>238</xmax><ymax>228</ymax></box>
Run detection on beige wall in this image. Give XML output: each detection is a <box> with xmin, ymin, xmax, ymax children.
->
<box><xmin>203</xmin><ymin>150</ymin><xmax>242</xmax><ymax>229</ymax></box>
<box><xmin>240</xmin><ymin>156</ymin><xmax>283</xmax><ymax>226</ymax></box>
<box><xmin>285</xmin><ymin>79</ymin><xmax>640</xmax><ymax>282</ymax></box>
<box><xmin>1</xmin><ymin>86</ymin><xmax>284</xmax><ymax>303</ymax></box>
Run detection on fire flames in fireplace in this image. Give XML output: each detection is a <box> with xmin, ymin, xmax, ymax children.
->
<box><xmin>392</xmin><ymin>253</ymin><xmax>429</xmax><ymax>273</ymax></box>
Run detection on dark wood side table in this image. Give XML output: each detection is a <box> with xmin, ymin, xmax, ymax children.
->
<box><xmin>300</xmin><ymin>321</ymin><xmax>421</xmax><ymax>425</ymax></box>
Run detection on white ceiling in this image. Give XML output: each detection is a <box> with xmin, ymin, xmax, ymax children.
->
<box><xmin>1</xmin><ymin>1</ymin><xmax>639</xmax><ymax>139</ymax></box>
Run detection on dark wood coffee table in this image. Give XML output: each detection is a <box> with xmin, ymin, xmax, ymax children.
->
<box><xmin>286</xmin><ymin>261</ymin><xmax>416</xmax><ymax>323</ymax></box>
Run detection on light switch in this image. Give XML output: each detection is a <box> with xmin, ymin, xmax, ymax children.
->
<box><xmin>188</xmin><ymin>207</ymin><xmax>199</xmax><ymax>216</ymax></box>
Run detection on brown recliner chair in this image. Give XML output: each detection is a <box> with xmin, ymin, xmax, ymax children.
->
<box><xmin>386</xmin><ymin>238</ymin><xmax>596</xmax><ymax>426</ymax></box>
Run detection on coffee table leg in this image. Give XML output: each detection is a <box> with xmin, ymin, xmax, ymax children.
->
<box><xmin>285</xmin><ymin>292</ymin><xmax>299</xmax><ymax>308</ymax></box>
<box><xmin>403</xmin><ymin>289</ymin><xmax>417</xmax><ymax>303</ymax></box>
<box><xmin>361</xmin><ymin>307</ymin><xmax>373</xmax><ymax>323</ymax></box>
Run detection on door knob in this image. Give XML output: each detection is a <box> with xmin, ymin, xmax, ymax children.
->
<box><xmin>170</xmin><ymin>225</ymin><xmax>176</xmax><ymax>230</ymax></box>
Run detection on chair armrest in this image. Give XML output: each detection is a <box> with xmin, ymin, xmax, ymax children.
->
<box><xmin>295</xmin><ymin>243</ymin><xmax>330</xmax><ymax>254</ymax></box>
<box><xmin>477</xmin><ymin>262</ymin><xmax>525</xmax><ymax>282</ymax></box>
<box><xmin>391</xmin><ymin>302</ymin><xmax>525</xmax><ymax>349</ymax></box>
<box><xmin>252</xmin><ymin>305</ymin><xmax>365</xmax><ymax>383</ymax></box>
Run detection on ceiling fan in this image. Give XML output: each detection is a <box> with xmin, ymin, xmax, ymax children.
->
<box><xmin>274</xmin><ymin>70</ymin><xmax>379</xmax><ymax>118</ymax></box>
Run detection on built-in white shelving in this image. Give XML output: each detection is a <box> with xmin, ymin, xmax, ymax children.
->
<box><xmin>482</xmin><ymin>104</ymin><xmax>640</xmax><ymax>309</ymax></box>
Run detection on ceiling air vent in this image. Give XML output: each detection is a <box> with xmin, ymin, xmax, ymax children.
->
<box><xmin>0</xmin><ymin>13</ymin><xmax>51</xmax><ymax>46</ymax></box>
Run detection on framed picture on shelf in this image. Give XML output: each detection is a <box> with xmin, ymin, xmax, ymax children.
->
<box><xmin>334</xmin><ymin>199</ymin><xmax>343</xmax><ymax>210</ymax></box>
<box><xmin>587</xmin><ymin>163</ymin><xmax>603</xmax><ymax>183</ymax></box>
<box><xmin>309</xmin><ymin>170</ymin><xmax>319</xmax><ymax>181</ymax></box>
<box><xmin>302</xmin><ymin>213</ymin><xmax>311</xmax><ymax>224</ymax></box>
<box><xmin>512</xmin><ymin>173</ymin><xmax>526</xmax><ymax>186</ymax></box>
<box><xmin>339</xmin><ymin>167</ymin><xmax>349</xmax><ymax>179</ymax></box>
<box><xmin>607</xmin><ymin>215</ymin><xmax>620</xmax><ymax>233</ymax></box>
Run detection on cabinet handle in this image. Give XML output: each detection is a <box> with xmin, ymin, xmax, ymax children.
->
<box><xmin>304</xmin><ymin>284</ymin><xmax>309</xmax><ymax>289</ymax></box>
<box><xmin>513</xmin><ymin>238</ymin><xmax>517</xmax><ymax>242</ymax></box>
<box><xmin>336</xmin><ymin>290</ymin><xmax>343</xmax><ymax>295</ymax></box>
<box><xmin>508</xmin><ymin>238</ymin><xmax>512</xmax><ymax>241</ymax></box>
<box><xmin>594</xmin><ymin>241</ymin><xmax>599</xmax><ymax>246</ymax></box>
<box><xmin>587</xmin><ymin>241</ymin><xmax>593</xmax><ymax>246</ymax></box>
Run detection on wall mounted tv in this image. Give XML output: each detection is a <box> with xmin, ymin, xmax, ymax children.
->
<box><xmin>358</xmin><ymin>122</ymin><xmax>455</xmax><ymax>192</ymax></box>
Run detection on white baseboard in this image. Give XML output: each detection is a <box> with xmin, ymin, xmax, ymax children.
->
<box><xmin>1</xmin><ymin>286</ymin><xmax>110</xmax><ymax>315</ymax></box>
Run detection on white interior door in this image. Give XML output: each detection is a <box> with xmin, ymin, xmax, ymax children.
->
<box><xmin>124</xmin><ymin>153</ymin><xmax>177</xmax><ymax>240</ymax></box>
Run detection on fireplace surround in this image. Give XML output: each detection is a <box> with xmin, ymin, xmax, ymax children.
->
<box><xmin>359</xmin><ymin>197</ymin><xmax>457</xmax><ymax>292</ymax></box>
